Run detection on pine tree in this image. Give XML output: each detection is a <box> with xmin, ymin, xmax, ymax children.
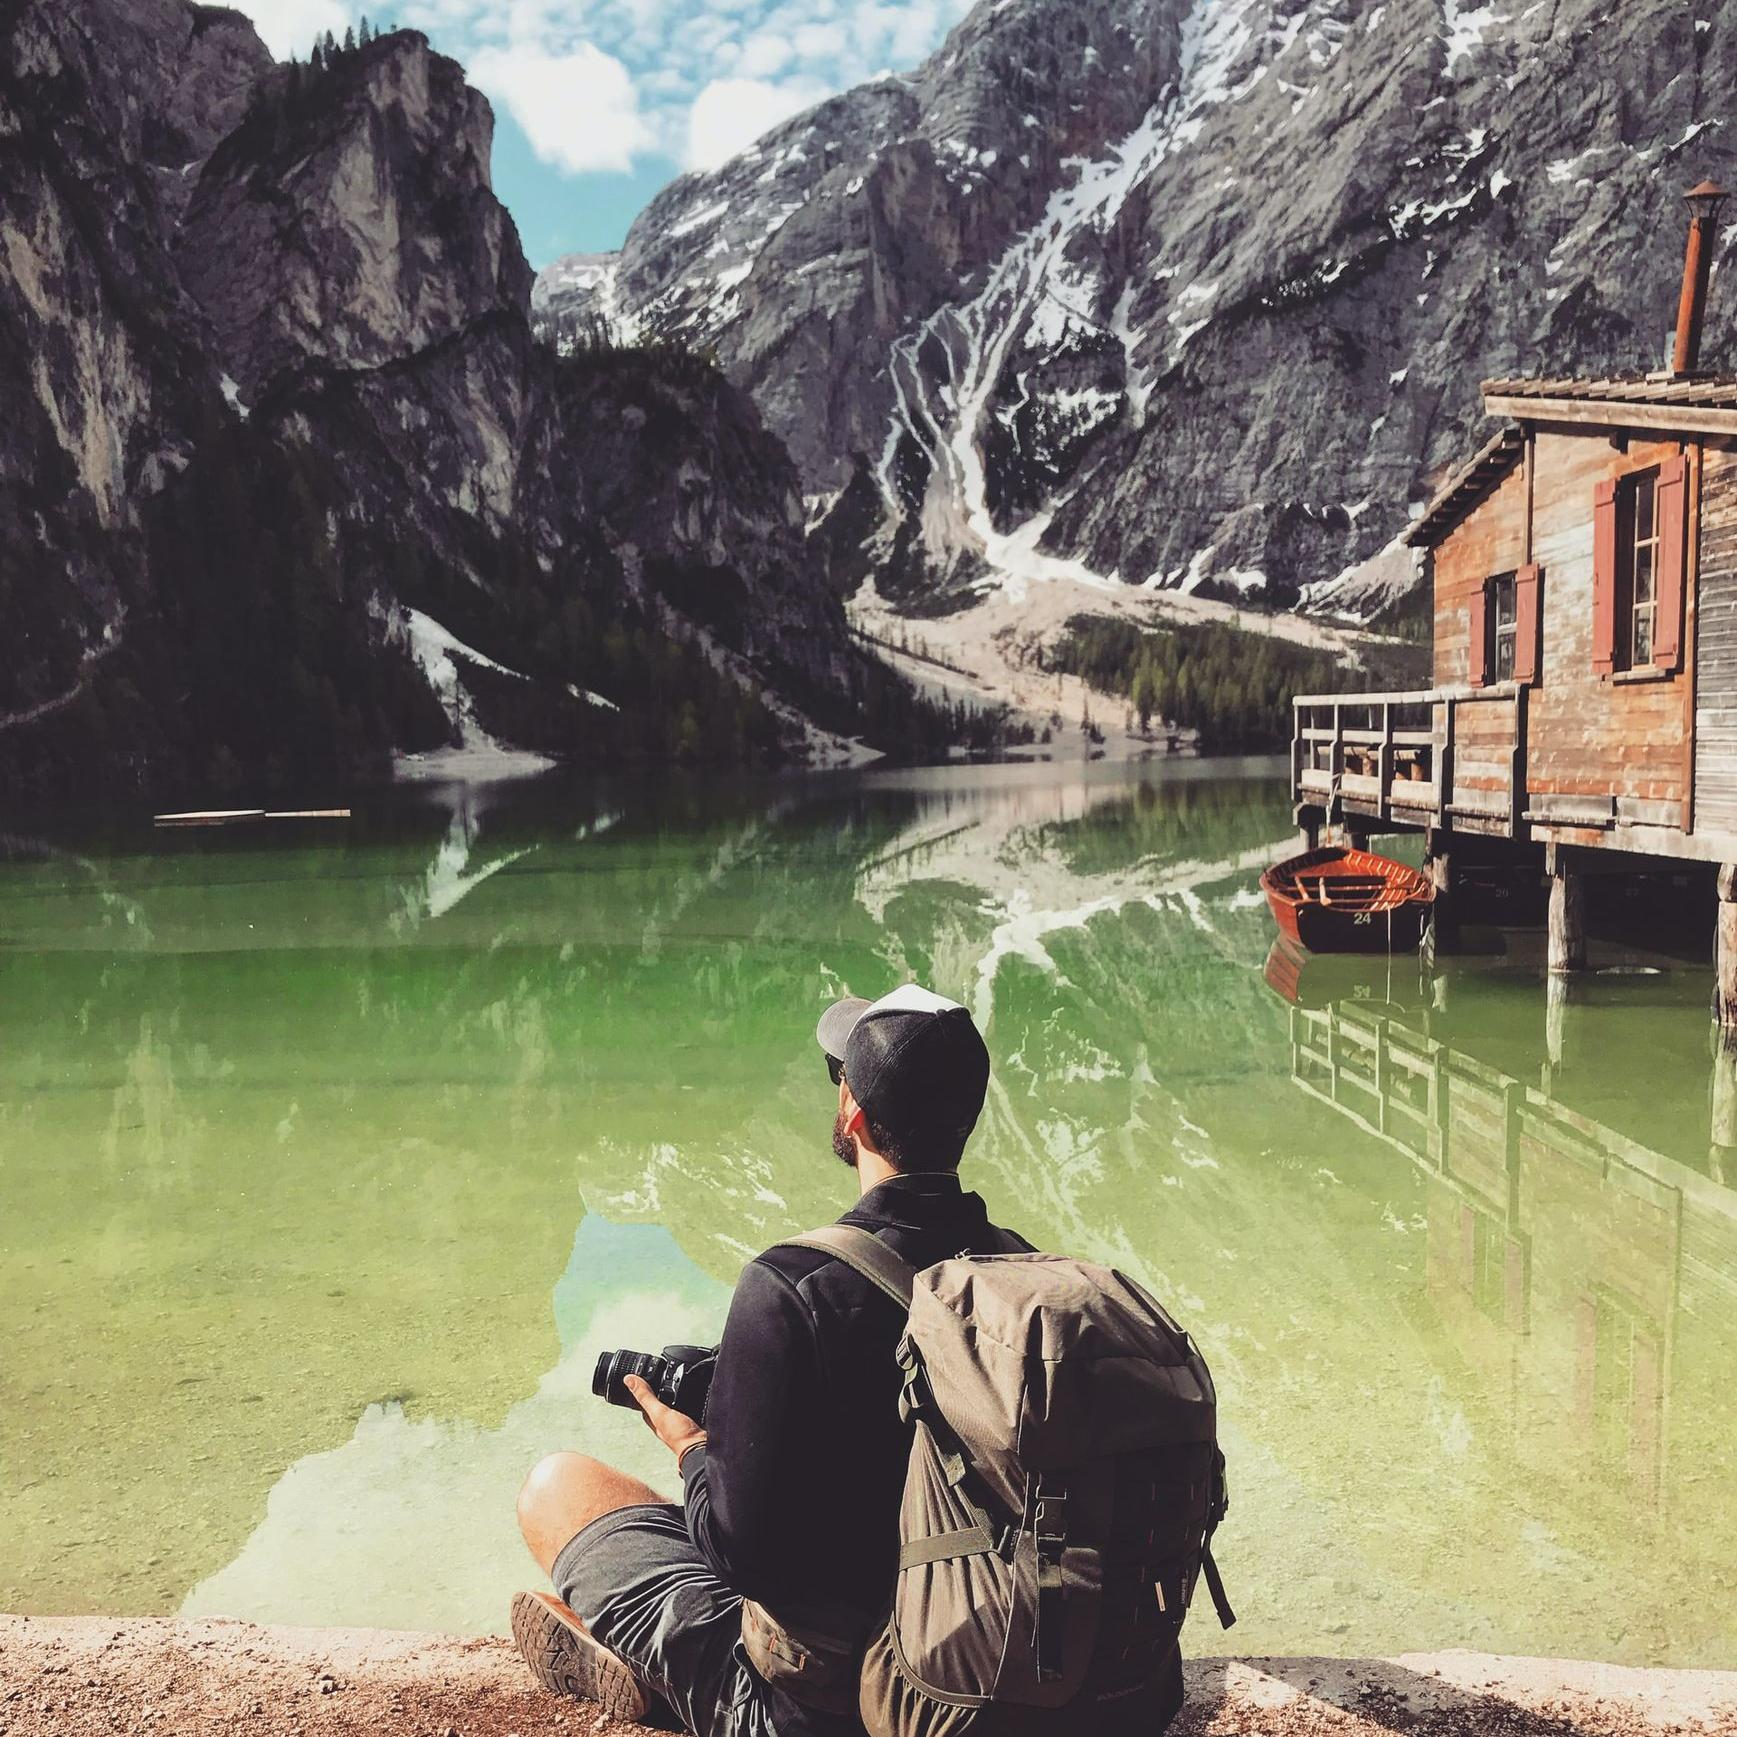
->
<box><xmin>1131</xmin><ymin>656</ymin><xmax>1157</xmax><ymax>733</ymax></box>
<box><xmin>343</xmin><ymin>24</ymin><xmax>356</xmax><ymax>52</ymax></box>
<box><xmin>359</xmin><ymin>14</ymin><xmax>372</xmax><ymax>42</ymax></box>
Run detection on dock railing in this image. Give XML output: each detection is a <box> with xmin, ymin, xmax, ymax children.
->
<box><xmin>1292</xmin><ymin>681</ymin><xmax>1528</xmax><ymax>837</ymax></box>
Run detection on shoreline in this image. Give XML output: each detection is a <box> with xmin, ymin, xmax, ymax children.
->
<box><xmin>3</xmin><ymin>1618</ymin><xmax>1735</xmax><ymax>1736</ymax></box>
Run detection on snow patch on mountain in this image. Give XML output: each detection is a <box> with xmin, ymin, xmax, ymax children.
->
<box><xmin>1297</xmin><ymin>537</ymin><xmax>1419</xmax><ymax>625</ymax></box>
<box><xmin>395</xmin><ymin>608</ymin><xmax>555</xmax><ymax>779</ymax></box>
<box><xmin>1443</xmin><ymin>2</ymin><xmax>1496</xmax><ymax>70</ymax></box>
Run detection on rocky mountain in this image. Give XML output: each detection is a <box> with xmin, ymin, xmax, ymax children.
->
<box><xmin>1</xmin><ymin>0</ymin><xmax>931</xmax><ymax>803</ymax></box>
<box><xmin>535</xmin><ymin>0</ymin><xmax>1737</xmax><ymax>620</ymax></box>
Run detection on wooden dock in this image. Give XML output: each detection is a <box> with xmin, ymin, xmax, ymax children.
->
<box><xmin>153</xmin><ymin>808</ymin><xmax>351</xmax><ymax>827</ymax></box>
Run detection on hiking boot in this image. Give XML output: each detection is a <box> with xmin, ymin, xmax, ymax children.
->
<box><xmin>511</xmin><ymin>1590</ymin><xmax>651</xmax><ymax>1720</ymax></box>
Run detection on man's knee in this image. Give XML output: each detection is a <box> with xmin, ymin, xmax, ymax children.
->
<box><xmin>520</xmin><ymin>1450</ymin><xmax>599</xmax><ymax>1508</ymax></box>
<box><xmin>517</xmin><ymin>1451</ymin><xmax>662</xmax><ymax>1574</ymax></box>
<box><xmin>518</xmin><ymin>1452</ymin><xmax>598</xmax><ymax>1544</ymax></box>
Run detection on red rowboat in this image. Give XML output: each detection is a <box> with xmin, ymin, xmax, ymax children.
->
<box><xmin>1260</xmin><ymin>846</ymin><xmax>1433</xmax><ymax>954</ymax></box>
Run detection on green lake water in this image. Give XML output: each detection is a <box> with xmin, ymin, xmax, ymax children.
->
<box><xmin>2</xmin><ymin>760</ymin><xmax>1733</xmax><ymax>1664</ymax></box>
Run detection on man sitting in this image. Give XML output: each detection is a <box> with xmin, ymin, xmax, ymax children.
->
<box><xmin>512</xmin><ymin>984</ymin><xmax>1023</xmax><ymax>1737</ymax></box>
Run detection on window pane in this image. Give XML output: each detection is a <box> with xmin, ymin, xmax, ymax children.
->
<box><xmin>1496</xmin><ymin>633</ymin><xmax>1515</xmax><ymax>681</ymax></box>
<box><xmin>1635</xmin><ymin>544</ymin><xmax>1654</xmax><ymax>603</ymax></box>
<box><xmin>1495</xmin><ymin>577</ymin><xmax>1517</xmax><ymax>627</ymax></box>
<box><xmin>1635</xmin><ymin>476</ymin><xmax>1655</xmax><ymax>542</ymax></box>
<box><xmin>1635</xmin><ymin>609</ymin><xmax>1653</xmax><ymax>664</ymax></box>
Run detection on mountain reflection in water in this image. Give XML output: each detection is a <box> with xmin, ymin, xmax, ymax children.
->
<box><xmin>0</xmin><ymin>760</ymin><xmax>1731</xmax><ymax>1666</ymax></box>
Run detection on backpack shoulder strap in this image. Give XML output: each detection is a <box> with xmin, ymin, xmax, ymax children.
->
<box><xmin>779</xmin><ymin>1224</ymin><xmax>916</xmax><ymax>1308</ymax></box>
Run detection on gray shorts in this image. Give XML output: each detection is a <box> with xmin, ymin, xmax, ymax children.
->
<box><xmin>553</xmin><ymin>1502</ymin><xmax>780</xmax><ymax>1737</ymax></box>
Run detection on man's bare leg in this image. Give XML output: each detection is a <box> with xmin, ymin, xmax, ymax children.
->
<box><xmin>512</xmin><ymin>1453</ymin><xmax>667</xmax><ymax>1715</ymax></box>
<box><xmin>517</xmin><ymin>1450</ymin><xmax>666</xmax><ymax>1575</ymax></box>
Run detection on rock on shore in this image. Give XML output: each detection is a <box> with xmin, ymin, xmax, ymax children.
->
<box><xmin>3</xmin><ymin>1616</ymin><xmax>1736</xmax><ymax>1737</ymax></box>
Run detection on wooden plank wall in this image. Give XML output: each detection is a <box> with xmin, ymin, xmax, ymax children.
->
<box><xmin>1433</xmin><ymin>461</ymin><xmax>1529</xmax><ymax>689</ymax></box>
<box><xmin>1527</xmin><ymin>431</ymin><xmax>1689</xmax><ymax>815</ymax></box>
<box><xmin>1694</xmin><ymin>441</ymin><xmax>1737</xmax><ymax>834</ymax></box>
<box><xmin>1432</xmin><ymin>429</ymin><xmax>1691</xmax><ymax>822</ymax></box>
<box><xmin>1452</xmin><ymin>694</ymin><xmax>1516</xmax><ymax>809</ymax></box>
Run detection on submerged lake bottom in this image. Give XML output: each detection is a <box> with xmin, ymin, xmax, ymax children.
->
<box><xmin>1</xmin><ymin>758</ymin><xmax>1732</xmax><ymax>1666</ymax></box>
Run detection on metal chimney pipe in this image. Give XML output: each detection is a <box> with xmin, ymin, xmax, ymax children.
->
<box><xmin>1673</xmin><ymin>179</ymin><xmax>1728</xmax><ymax>375</ymax></box>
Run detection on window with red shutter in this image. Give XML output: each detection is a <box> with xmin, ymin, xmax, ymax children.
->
<box><xmin>1513</xmin><ymin>563</ymin><xmax>1541</xmax><ymax>683</ymax></box>
<box><xmin>1654</xmin><ymin>454</ymin><xmax>1688</xmax><ymax>670</ymax></box>
<box><xmin>1468</xmin><ymin>585</ymin><xmax>1488</xmax><ymax>687</ymax></box>
<box><xmin>1592</xmin><ymin>478</ymin><xmax>1619</xmax><ymax>674</ymax></box>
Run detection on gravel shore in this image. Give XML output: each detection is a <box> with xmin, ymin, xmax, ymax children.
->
<box><xmin>2</xmin><ymin>1617</ymin><xmax>1734</xmax><ymax>1737</ymax></box>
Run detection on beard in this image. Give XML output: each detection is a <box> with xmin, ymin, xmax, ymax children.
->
<box><xmin>831</xmin><ymin>1110</ymin><xmax>857</xmax><ymax>1168</ymax></box>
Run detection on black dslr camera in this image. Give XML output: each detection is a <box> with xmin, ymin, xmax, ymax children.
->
<box><xmin>592</xmin><ymin>1342</ymin><xmax>718</xmax><ymax>1421</ymax></box>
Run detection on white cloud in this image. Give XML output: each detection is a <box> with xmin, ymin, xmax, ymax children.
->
<box><xmin>684</xmin><ymin>75</ymin><xmax>817</xmax><ymax>168</ymax></box>
<box><xmin>229</xmin><ymin>0</ymin><xmax>354</xmax><ymax>60</ymax></box>
<box><xmin>791</xmin><ymin>20</ymin><xmax>848</xmax><ymax>58</ymax></box>
<box><xmin>373</xmin><ymin>0</ymin><xmax>975</xmax><ymax>189</ymax></box>
<box><xmin>736</xmin><ymin>32</ymin><xmax>793</xmax><ymax>76</ymax></box>
<box><xmin>888</xmin><ymin>0</ymin><xmax>944</xmax><ymax>61</ymax></box>
<box><xmin>470</xmin><ymin>42</ymin><xmax>658</xmax><ymax>174</ymax></box>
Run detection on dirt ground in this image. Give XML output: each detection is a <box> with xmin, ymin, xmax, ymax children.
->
<box><xmin>847</xmin><ymin>572</ymin><xmax>1382</xmax><ymax>756</ymax></box>
<box><xmin>3</xmin><ymin>1618</ymin><xmax>1736</xmax><ymax>1737</ymax></box>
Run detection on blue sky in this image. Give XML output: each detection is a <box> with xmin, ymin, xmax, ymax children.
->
<box><xmin>232</xmin><ymin>0</ymin><xmax>971</xmax><ymax>265</ymax></box>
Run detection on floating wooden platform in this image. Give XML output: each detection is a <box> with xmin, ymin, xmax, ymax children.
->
<box><xmin>153</xmin><ymin>808</ymin><xmax>351</xmax><ymax>828</ymax></box>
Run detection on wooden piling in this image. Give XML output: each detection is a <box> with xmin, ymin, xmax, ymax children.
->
<box><xmin>1715</xmin><ymin>864</ymin><xmax>1737</xmax><ymax>1040</ymax></box>
<box><xmin>1711</xmin><ymin>1032</ymin><xmax>1737</xmax><ymax>1184</ymax></box>
<box><xmin>1425</xmin><ymin>836</ymin><xmax>1454</xmax><ymax>958</ymax></box>
<box><xmin>1544</xmin><ymin>972</ymin><xmax>1578</xmax><ymax>1088</ymax></box>
<box><xmin>1547</xmin><ymin>848</ymin><xmax>1585</xmax><ymax>975</ymax></box>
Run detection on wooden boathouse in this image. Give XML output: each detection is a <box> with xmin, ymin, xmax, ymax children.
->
<box><xmin>1292</xmin><ymin>180</ymin><xmax>1737</xmax><ymax>1031</ymax></box>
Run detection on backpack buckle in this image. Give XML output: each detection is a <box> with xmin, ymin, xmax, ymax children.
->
<box><xmin>1034</xmin><ymin>1489</ymin><xmax>1068</xmax><ymax>1552</ymax></box>
<box><xmin>896</xmin><ymin>1338</ymin><xmax>931</xmax><ymax>1426</ymax></box>
<box><xmin>1033</xmin><ymin>1476</ymin><xmax>1069</xmax><ymax>1683</ymax></box>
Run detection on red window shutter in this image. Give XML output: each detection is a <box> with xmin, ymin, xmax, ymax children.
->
<box><xmin>1514</xmin><ymin>563</ymin><xmax>1541</xmax><ymax>683</ymax></box>
<box><xmin>1592</xmin><ymin>477</ymin><xmax>1619</xmax><ymax>674</ymax></box>
<box><xmin>1468</xmin><ymin>583</ymin><xmax>1488</xmax><ymax>687</ymax></box>
<box><xmin>1654</xmin><ymin>454</ymin><xmax>1689</xmax><ymax>669</ymax></box>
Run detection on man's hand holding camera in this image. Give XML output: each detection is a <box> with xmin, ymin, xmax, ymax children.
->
<box><xmin>623</xmin><ymin>1374</ymin><xmax>707</xmax><ymax>1467</ymax></box>
<box><xmin>592</xmin><ymin>1344</ymin><xmax>717</xmax><ymax>1467</ymax></box>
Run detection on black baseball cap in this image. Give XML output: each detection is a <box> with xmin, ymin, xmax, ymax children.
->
<box><xmin>816</xmin><ymin>984</ymin><xmax>991</xmax><ymax>1142</ymax></box>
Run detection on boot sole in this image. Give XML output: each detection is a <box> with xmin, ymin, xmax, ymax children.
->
<box><xmin>511</xmin><ymin>1589</ymin><xmax>651</xmax><ymax>1720</ymax></box>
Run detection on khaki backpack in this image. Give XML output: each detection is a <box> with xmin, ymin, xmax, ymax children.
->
<box><xmin>742</xmin><ymin>1225</ymin><xmax>1233</xmax><ymax>1737</ymax></box>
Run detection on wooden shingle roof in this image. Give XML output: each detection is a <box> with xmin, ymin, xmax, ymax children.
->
<box><xmin>1483</xmin><ymin>373</ymin><xmax>1737</xmax><ymax>406</ymax></box>
<box><xmin>1401</xmin><ymin>425</ymin><xmax>1526</xmax><ymax>550</ymax></box>
<box><xmin>1405</xmin><ymin>373</ymin><xmax>1737</xmax><ymax>550</ymax></box>
<box><xmin>1482</xmin><ymin>373</ymin><xmax>1737</xmax><ymax>433</ymax></box>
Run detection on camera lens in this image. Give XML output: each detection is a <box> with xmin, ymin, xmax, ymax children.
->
<box><xmin>591</xmin><ymin>1348</ymin><xmax>670</xmax><ymax>1410</ymax></box>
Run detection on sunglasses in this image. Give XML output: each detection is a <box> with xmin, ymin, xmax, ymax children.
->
<box><xmin>826</xmin><ymin>1054</ymin><xmax>845</xmax><ymax>1087</ymax></box>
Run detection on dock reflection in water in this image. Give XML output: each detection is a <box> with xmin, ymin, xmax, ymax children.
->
<box><xmin>1276</xmin><ymin>946</ymin><xmax>1737</xmax><ymax>1663</ymax></box>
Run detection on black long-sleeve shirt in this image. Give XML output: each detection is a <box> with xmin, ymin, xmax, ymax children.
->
<box><xmin>679</xmin><ymin>1171</ymin><xmax>1023</xmax><ymax>1732</ymax></box>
